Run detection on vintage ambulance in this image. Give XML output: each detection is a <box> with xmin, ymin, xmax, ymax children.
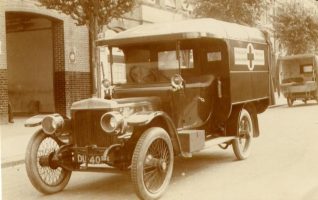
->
<box><xmin>278</xmin><ymin>54</ymin><xmax>318</xmax><ymax>106</ymax></box>
<box><xmin>25</xmin><ymin>18</ymin><xmax>272</xmax><ymax>200</ymax></box>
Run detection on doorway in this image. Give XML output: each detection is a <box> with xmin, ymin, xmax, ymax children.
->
<box><xmin>6</xmin><ymin>12</ymin><xmax>56</xmax><ymax>114</ymax></box>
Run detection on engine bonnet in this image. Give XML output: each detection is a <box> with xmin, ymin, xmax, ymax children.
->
<box><xmin>71</xmin><ymin>97</ymin><xmax>161</xmax><ymax>110</ymax></box>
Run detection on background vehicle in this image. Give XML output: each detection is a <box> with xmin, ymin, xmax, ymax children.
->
<box><xmin>278</xmin><ymin>54</ymin><xmax>318</xmax><ymax>107</ymax></box>
<box><xmin>24</xmin><ymin>18</ymin><xmax>271</xmax><ymax>200</ymax></box>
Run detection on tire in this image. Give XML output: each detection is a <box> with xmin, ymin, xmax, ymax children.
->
<box><xmin>287</xmin><ymin>97</ymin><xmax>293</xmax><ymax>107</ymax></box>
<box><xmin>232</xmin><ymin>108</ymin><xmax>253</xmax><ymax>160</ymax></box>
<box><xmin>25</xmin><ymin>130</ymin><xmax>71</xmax><ymax>194</ymax></box>
<box><xmin>131</xmin><ymin>127</ymin><xmax>174</xmax><ymax>200</ymax></box>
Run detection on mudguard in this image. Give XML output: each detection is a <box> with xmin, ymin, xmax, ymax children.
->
<box><xmin>226</xmin><ymin>104</ymin><xmax>260</xmax><ymax>137</ymax></box>
<box><xmin>126</xmin><ymin>111</ymin><xmax>183</xmax><ymax>155</ymax></box>
<box><xmin>24</xmin><ymin>115</ymin><xmax>51</xmax><ymax>127</ymax></box>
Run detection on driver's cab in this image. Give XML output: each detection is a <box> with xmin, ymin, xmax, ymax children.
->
<box><xmin>101</xmin><ymin>38</ymin><xmax>229</xmax><ymax>131</ymax></box>
<box><xmin>122</xmin><ymin>40</ymin><xmax>198</xmax><ymax>84</ymax></box>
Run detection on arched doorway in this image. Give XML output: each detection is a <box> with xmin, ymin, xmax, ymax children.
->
<box><xmin>5</xmin><ymin>12</ymin><xmax>64</xmax><ymax>115</ymax></box>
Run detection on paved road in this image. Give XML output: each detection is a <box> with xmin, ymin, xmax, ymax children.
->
<box><xmin>2</xmin><ymin>101</ymin><xmax>318</xmax><ymax>200</ymax></box>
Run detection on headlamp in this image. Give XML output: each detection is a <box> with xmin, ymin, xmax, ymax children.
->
<box><xmin>41</xmin><ymin>114</ymin><xmax>64</xmax><ymax>135</ymax></box>
<box><xmin>100</xmin><ymin>111</ymin><xmax>124</xmax><ymax>134</ymax></box>
<box><xmin>102</xmin><ymin>79</ymin><xmax>111</xmax><ymax>89</ymax></box>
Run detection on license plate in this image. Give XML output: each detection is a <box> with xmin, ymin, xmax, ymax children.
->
<box><xmin>77</xmin><ymin>154</ymin><xmax>105</xmax><ymax>164</ymax></box>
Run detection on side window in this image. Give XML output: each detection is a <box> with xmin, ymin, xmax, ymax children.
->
<box><xmin>203</xmin><ymin>47</ymin><xmax>226</xmax><ymax>76</ymax></box>
<box><xmin>100</xmin><ymin>47</ymin><xmax>126</xmax><ymax>84</ymax></box>
<box><xmin>300</xmin><ymin>64</ymin><xmax>313</xmax><ymax>74</ymax></box>
<box><xmin>207</xmin><ymin>51</ymin><xmax>222</xmax><ymax>62</ymax></box>
<box><xmin>112</xmin><ymin>48</ymin><xmax>126</xmax><ymax>84</ymax></box>
<box><xmin>300</xmin><ymin>64</ymin><xmax>314</xmax><ymax>81</ymax></box>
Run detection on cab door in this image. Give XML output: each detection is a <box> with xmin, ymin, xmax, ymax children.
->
<box><xmin>180</xmin><ymin>75</ymin><xmax>214</xmax><ymax>129</ymax></box>
<box><xmin>176</xmin><ymin>47</ymin><xmax>214</xmax><ymax>129</ymax></box>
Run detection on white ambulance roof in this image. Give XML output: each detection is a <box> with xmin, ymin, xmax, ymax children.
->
<box><xmin>97</xmin><ymin>18</ymin><xmax>267</xmax><ymax>46</ymax></box>
<box><xmin>278</xmin><ymin>54</ymin><xmax>318</xmax><ymax>61</ymax></box>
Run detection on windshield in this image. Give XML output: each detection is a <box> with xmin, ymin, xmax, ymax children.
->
<box><xmin>108</xmin><ymin>42</ymin><xmax>195</xmax><ymax>85</ymax></box>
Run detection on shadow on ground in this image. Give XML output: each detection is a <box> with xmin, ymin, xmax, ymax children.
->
<box><xmin>30</xmin><ymin>150</ymin><xmax>236</xmax><ymax>199</ymax></box>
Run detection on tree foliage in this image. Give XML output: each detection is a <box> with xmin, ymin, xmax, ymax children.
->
<box><xmin>273</xmin><ymin>2</ymin><xmax>318</xmax><ymax>55</ymax></box>
<box><xmin>191</xmin><ymin>0</ymin><xmax>268</xmax><ymax>26</ymax></box>
<box><xmin>39</xmin><ymin>0</ymin><xmax>135</xmax><ymax>27</ymax></box>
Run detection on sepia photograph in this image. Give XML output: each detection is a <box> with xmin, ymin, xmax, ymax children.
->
<box><xmin>1</xmin><ymin>0</ymin><xmax>318</xmax><ymax>199</ymax></box>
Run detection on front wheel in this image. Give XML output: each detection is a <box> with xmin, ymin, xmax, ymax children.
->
<box><xmin>25</xmin><ymin>130</ymin><xmax>72</xmax><ymax>194</ymax></box>
<box><xmin>131</xmin><ymin>127</ymin><xmax>174</xmax><ymax>200</ymax></box>
<box><xmin>232</xmin><ymin>108</ymin><xmax>253</xmax><ymax>160</ymax></box>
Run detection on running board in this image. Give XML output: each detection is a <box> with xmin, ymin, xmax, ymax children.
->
<box><xmin>178</xmin><ymin>129</ymin><xmax>235</xmax><ymax>158</ymax></box>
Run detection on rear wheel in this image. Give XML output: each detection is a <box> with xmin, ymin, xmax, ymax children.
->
<box><xmin>232</xmin><ymin>108</ymin><xmax>253</xmax><ymax>160</ymax></box>
<box><xmin>287</xmin><ymin>97</ymin><xmax>293</xmax><ymax>107</ymax></box>
<box><xmin>131</xmin><ymin>127</ymin><xmax>174</xmax><ymax>200</ymax></box>
<box><xmin>25</xmin><ymin>130</ymin><xmax>71</xmax><ymax>194</ymax></box>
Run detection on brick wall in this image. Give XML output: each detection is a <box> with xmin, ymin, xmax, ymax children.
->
<box><xmin>62</xmin><ymin>16</ymin><xmax>91</xmax><ymax>117</ymax></box>
<box><xmin>54</xmin><ymin>71</ymin><xmax>91</xmax><ymax>117</ymax></box>
<box><xmin>0</xmin><ymin>70</ymin><xmax>8</xmax><ymax>124</ymax></box>
<box><xmin>65</xmin><ymin>71</ymin><xmax>91</xmax><ymax>116</ymax></box>
<box><xmin>53</xmin><ymin>21</ymin><xmax>67</xmax><ymax>115</ymax></box>
<box><xmin>0</xmin><ymin>2</ymin><xmax>8</xmax><ymax>124</ymax></box>
<box><xmin>52</xmin><ymin>18</ymin><xmax>92</xmax><ymax>117</ymax></box>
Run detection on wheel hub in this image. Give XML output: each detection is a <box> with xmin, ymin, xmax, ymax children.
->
<box><xmin>39</xmin><ymin>152</ymin><xmax>59</xmax><ymax>169</ymax></box>
<box><xmin>159</xmin><ymin>160</ymin><xmax>167</xmax><ymax>172</ymax></box>
<box><xmin>145</xmin><ymin>155</ymin><xmax>167</xmax><ymax>172</ymax></box>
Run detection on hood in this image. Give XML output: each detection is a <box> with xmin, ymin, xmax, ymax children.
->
<box><xmin>71</xmin><ymin>98</ymin><xmax>118</xmax><ymax>110</ymax></box>
<box><xmin>71</xmin><ymin>97</ymin><xmax>161</xmax><ymax>110</ymax></box>
<box><xmin>114</xmin><ymin>96</ymin><xmax>161</xmax><ymax>107</ymax></box>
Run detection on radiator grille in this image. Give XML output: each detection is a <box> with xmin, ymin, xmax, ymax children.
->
<box><xmin>72</xmin><ymin>110</ymin><xmax>118</xmax><ymax>147</ymax></box>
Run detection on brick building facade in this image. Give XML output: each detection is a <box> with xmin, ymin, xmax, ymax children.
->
<box><xmin>1</xmin><ymin>1</ymin><xmax>9</xmax><ymax>123</ymax></box>
<box><xmin>0</xmin><ymin>0</ymin><xmax>191</xmax><ymax>124</ymax></box>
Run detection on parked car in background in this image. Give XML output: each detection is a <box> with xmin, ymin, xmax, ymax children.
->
<box><xmin>278</xmin><ymin>54</ymin><xmax>318</xmax><ymax>107</ymax></box>
<box><xmin>24</xmin><ymin>18</ymin><xmax>272</xmax><ymax>200</ymax></box>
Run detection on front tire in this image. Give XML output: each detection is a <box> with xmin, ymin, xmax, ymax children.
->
<box><xmin>25</xmin><ymin>130</ymin><xmax>71</xmax><ymax>194</ymax></box>
<box><xmin>131</xmin><ymin>127</ymin><xmax>174</xmax><ymax>200</ymax></box>
<box><xmin>232</xmin><ymin>108</ymin><xmax>253</xmax><ymax>160</ymax></box>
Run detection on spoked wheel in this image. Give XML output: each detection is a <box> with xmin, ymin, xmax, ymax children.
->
<box><xmin>131</xmin><ymin>127</ymin><xmax>174</xmax><ymax>200</ymax></box>
<box><xmin>232</xmin><ymin>108</ymin><xmax>253</xmax><ymax>160</ymax></box>
<box><xmin>287</xmin><ymin>97</ymin><xmax>293</xmax><ymax>107</ymax></box>
<box><xmin>25</xmin><ymin>130</ymin><xmax>71</xmax><ymax>194</ymax></box>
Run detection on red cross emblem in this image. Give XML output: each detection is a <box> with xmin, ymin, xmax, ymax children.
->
<box><xmin>246</xmin><ymin>43</ymin><xmax>255</xmax><ymax>71</ymax></box>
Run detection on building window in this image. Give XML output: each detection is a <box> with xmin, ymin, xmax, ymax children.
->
<box><xmin>165</xmin><ymin>0</ymin><xmax>176</xmax><ymax>8</ymax></box>
<box><xmin>143</xmin><ymin>0</ymin><xmax>156</xmax><ymax>4</ymax></box>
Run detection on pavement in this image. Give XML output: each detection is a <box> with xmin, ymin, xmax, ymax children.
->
<box><xmin>0</xmin><ymin>117</ymin><xmax>39</xmax><ymax>168</ymax></box>
<box><xmin>0</xmin><ymin>93</ymin><xmax>287</xmax><ymax>168</ymax></box>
